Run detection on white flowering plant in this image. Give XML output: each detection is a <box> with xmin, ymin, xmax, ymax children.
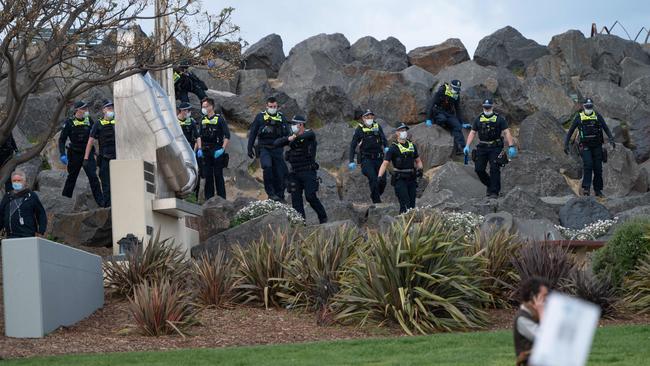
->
<box><xmin>231</xmin><ymin>200</ymin><xmax>305</xmax><ymax>227</ymax></box>
<box><xmin>554</xmin><ymin>217</ymin><xmax>618</xmax><ymax>240</ymax></box>
<box><xmin>399</xmin><ymin>206</ymin><xmax>484</xmax><ymax>239</ymax></box>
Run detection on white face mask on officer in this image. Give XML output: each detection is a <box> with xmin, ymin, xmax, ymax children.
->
<box><xmin>267</xmin><ymin>107</ymin><xmax>278</xmax><ymax>115</ymax></box>
<box><xmin>291</xmin><ymin>124</ymin><xmax>299</xmax><ymax>134</ymax></box>
<box><xmin>398</xmin><ymin>131</ymin><xmax>408</xmax><ymax>140</ymax></box>
<box><xmin>584</xmin><ymin>108</ymin><xmax>593</xmax><ymax>115</ymax></box>
<box><xmin>105</xmin><ymin>111</ymin><xmax>115</xmax><ymax>120</ymax></box>
<box><xmin>364</xmin><ymin>119</ymin><xmax>374</xmax><ymax>126</ymax></box>
<box><xmin>201</xmin><ymin>108</ymin><xmax>208</xmax><ymax>115</ymax></box>
<box><xmin>483</xmin><ymin>109</ymin><xmax>493</xmax><ymax>117</ymax></box>
<box><xmin>83</xmin><ymin>111</ymin><xmax>90</xmax><ymax>118</ymax></box>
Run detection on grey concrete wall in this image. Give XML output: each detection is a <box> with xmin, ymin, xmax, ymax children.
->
<box><xmin>2</xmin><ymin>237</ymin><xmax>104</xmax><ymax>338</ymax></box>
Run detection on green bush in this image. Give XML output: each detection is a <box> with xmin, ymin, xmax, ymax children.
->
<box><xmin>564</xmin><ymin>269</ymin><xmax>619</xmax><ymax>318</ymax></box>
<box><xmin>623</xmin><ymin>250</ymin><xmax>650</xmax><ymax>314</ymax></box>
<box><xmin>332</xmin><ymin>214</ymin><xmax>490</xmax><ymax>335</ymax></box>
<box><xmin>592</xmin><ymin>218</ymin><xmax>650</xmax><ymax>286</ymax></box>
<box><xmin>511</xmin><ymin>241</ymin><xmax>575</xmax><ymax>290</ymax></box>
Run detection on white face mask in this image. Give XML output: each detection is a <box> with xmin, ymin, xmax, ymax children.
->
<box><xmin>267</xmin><ymin>107</ymin><xmax>278</xmax><ymax>115</ymax></box>
<box><xmin>83</xmin><ymin>111</ymin><xmax>90</xmax><ymax>118</ymax></box>
<box><xmin>364</xmin><ymin>119</ymin><xmax>374</xmax><ymax>126</ymax></box>
<box><xmin>483</xmin><ymin>109</ymin><xmax>493</xmax><ymax>117</ymax></box>
<box><xmin>398</xmin><ymin>131</ymin><xmax>408</xmax><ymax>140</ymax></box>
<box><xmin>201</xmin><ymin>108</ymin><xmax>208</xmax><ymax>115</ymax></box>
<box><xmin>105</xmin><ymin>111</ymin><xmax>115</xmax><ymax>120</ymax></box>
<box><xmin>584</xmin><ymin>108</ymin><xmax>593</xmax><ymax>115</ymax></box>
<box><xmin>291</xmin><ymin>125</ymin><xmax>299</xmax><ymax>134</ymax></box>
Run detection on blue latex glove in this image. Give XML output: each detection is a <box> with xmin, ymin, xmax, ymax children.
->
<box><xmin>196</xmin><ymin>149</ymin><xmax>203</xmax><ymax>158</ymax></box>
<box><xmin>508</xmin><ymin>146</ymin><xmax>517</xmax><ymax>158</ymax></box>
<box><xmin>60</xmin><ymin>154</ymin><xmax>68</xmax><ymax>165</ymax></box>
<box><xmin>348</xmin><ymin>162</ymin><xmax>356</xmax><ymax>171</ymax></box>
<box><xmin>463</xmin><ymin>146</ymin><xmax>470</xmax><ymax>156</ymax></box>
<box><xmin>425</xmin><ymin>119</ymin><xmax>433</xmax><ymax>127</ymax></box>
<box><xmin>214</xmin><ymin>148</ymin><xmax>224</xmax><ymax>159</ymax></box>
<box><xmin>462</xmin><ymin>123</ymin><xmax>472</xmax><ymax>129</ymax></box>
<box><xmin>384</xmin><ymin>147</ymin><xmax>389</xmax><ymax>153</ymax></box>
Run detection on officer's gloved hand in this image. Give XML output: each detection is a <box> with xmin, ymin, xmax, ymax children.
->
<box><xmin>384</xmin><ymin>147</ymin><xmax>389</xmax><ymax>153</ymax></box>
<box><xmin>508</xmin><ymin>146</ymin><xmax>517</xmax><ymax>158</ymax></box>
<box><xmin>462</xmin><ymin>123</ymin><xmax>472</xmax><ymax>129</ymax></box>
<box><xmin>214</xmin><ymin>148</ymin><xmax>224</xmax><ymax>159</ymax></box>
<box><xmin>247</xmin><ymin>148</ymin><xmax>255</xmax><ymax>159</ymax></box>
<box><xmin>59</xmin><ymin>154</ymin><xmax>68</xmax><ymax>165</ymax></box>
<box><xmin>425</xmin><ymin>119</ymin><xmax>433</xmax><ymax>127</ymax></box>
<box><xmin>196</xmin><ymin>149</ymin><xmax>203</xmax><ymax>158</ymax></box>
<box><xmin>611</xmin><ymin>141</ymin><xmax>616</xmax><ymax>150</ymax></box>
<box><xmin>82</xmin><ymin>159</ymin><xmax>89</xmax><ymax>169</ymax></box>
<box><xmin>463</xmin><ymin>145</ymin><xmax>470</xmax><ymax>156</ymax></box>
<box><xmin>348</xmin><ymin>162</ymin><xmax>356</xmax><ymax>171</ymax></box>
<box><xmin>564</xmin><ymin>145</ymin><xmax>570</xmax><ymax>155</ymax></box>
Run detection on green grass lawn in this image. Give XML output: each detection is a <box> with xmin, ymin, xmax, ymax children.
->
<box><xmin>4</xmin><ymin>325</ymin><xmax>649</xmax><ymax>366</ymax></box>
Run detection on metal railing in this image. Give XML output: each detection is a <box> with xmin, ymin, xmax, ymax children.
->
<box><xmin>591</xmin><ymin>21</ymin><xmax>650</xmax><ymax>43</ymax></box>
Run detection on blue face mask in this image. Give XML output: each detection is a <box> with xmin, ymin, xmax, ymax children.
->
<box><xmin>12</xmin><ymin>182</ymin><xmax>23</xmax><ymax>191</ymax></box>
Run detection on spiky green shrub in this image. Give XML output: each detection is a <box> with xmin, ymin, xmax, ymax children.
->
<box><xmin>104</xmin><ymin>233</ymin><xmax>189</xmax><ymax>298</ymax></box>
<box><xmin>623</xmin><ymin>250</ymin><xmax>650</xmax><ymax>314</ymax></box>
<box><xmin>511</xmin><ymin>241</ymin><xmax>575</xmax><ymax>290</ymax></box>
<box><xmin>280</xmin><ymin>225</ymin><xmax>363</xmax><ymax>313</ymax></box>
<box><xmin>593</xmin><ymin>218</ymin><xmax>650</xmax><ymax>286</ymax></box>
<box><xmin>564</xmin><ymin>269</ymin><xmax>619</xmax><ymax>318</ymax></box>
<box><xmin>128</xmin><ymin>279</ymin><xmax>197</xmax><ymax>337</ymax></box>
<box><xmin>192</xmin><ymin>250</ymin><xmax>238</xmax><ymax>308</ymax></box>
<box><xmin>332</xmin><ymin>215</ymin><xmax>490</xmax><ymax>335</ymax></box>
<box><xmin>232</xmin><ymin>229</ymin><xmax>296</xmax><ymax>309</ymax></box>
<box><xmin>470</xmin><ymin>228</ymin><xmax>521</xmax><ymax>307</ymax></box>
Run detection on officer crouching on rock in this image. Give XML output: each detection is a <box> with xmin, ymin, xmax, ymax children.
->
<box><xmin>273</xmin><ymin>115</ymin><xmax>328</xmax><ymax>224</ymax></box>
<box><xmin>378</xmin><ymin>123</ymin><xmax>423</xmax><ymax>214</ymax></box>
<box><xmin>464</xmin><ymin>99</ymin><xmax>516</xmax><ymax>199</ymax></box>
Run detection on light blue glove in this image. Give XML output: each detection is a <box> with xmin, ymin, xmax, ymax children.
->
<box><xmin>384</xmin><ymin>147</ymin><xmax>389</xmax><ymax>153</ymax></box>
<box><xmin>196</xmin><ymin>149</ymin><xmax>203</xmax><ymax>158</ymax></box>
<box><xmin>60</xmin><ymin>155</ymin><xmax>68</xmax><ymax>165</ymax></box>
<box><xmin>508</xmin><ymin>146</ymin><xmax>517</xmax><ymax>158</ymax></box>
<box><xmin>214</xmin><ymin>148</ymin><xmax>224</xmax><ymax>159</ymax></box>
<box><xmin>425</xmin><ymin>119</ymin><xmax>433</xmax><ymax>127</ymax></box>
<box><xmin>462</xmin><ymin>123</ymin><xmax>472</xmax><ymax>129</ymax></box>
<box><xmin>348</xmin><ymin>162</ymin><xmax>356</xmax><ymax>171</ymax></box>
<box><xmin>463</xmin><ymin>146</ymin><xmax>470</xmax><ymax>156</ymax></box>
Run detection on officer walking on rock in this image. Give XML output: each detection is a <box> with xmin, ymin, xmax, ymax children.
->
<box><xmin>247</xmin><ymin>96</ymin><xmax>290</xmax><ymax>202</ymax></box>
<box><xmin>197</xmin><ymin>98</ymin><xmax>230</xmax><ymax>200</ymax></box>
<box><xmin>274</xmin><ymin>115</ymin><xmax>327</xmax><ymax>224</ymax></box>
<box><xmin>348</xmin><ymin>109</ymin><xmax>388</xmax><ymax>203</ymax></box>
<box><xmin>84</xmin><ymin>100</ymin><xmax>116</xmax><ymax>207</ymax></box>
<box><xmin>378</xmin><ymin>123</ymin><xmax>423</xmax><ymax>214</ymax></box>
<box><xmin>564</xmin><ymin>98</ymin><xmax>615</xmax><ymax>197</ymax></box>
<box><xmin>464</xmin><ymin>99</ymin><xmax>517</xmax><ymax>199</ymax></box>
<box><xmin>425</xmin><ymin>79</ymin><xmax>471</xmax><ymax>154</ymax></box>
<box><xmin>59</xmin><ymin>101</ymin><xmax>103</xmax><ymax>206</ymax></box>
<box><xmin>177</xmin><ymin>102</ymin><xmax>201</xmax><ymax>198</ymax></box>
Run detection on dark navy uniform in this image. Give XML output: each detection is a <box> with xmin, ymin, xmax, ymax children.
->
<box><xmin>565</xmin><ymin>110</ymin><xmax>614</xmax><ymax>196</ymax></box>
<box><xmin>89</xmin><ymin>118</ymin><xmax>116</xmax><ymax>207</ymax></box>
<box><xmin>173</xmin><ymin>69</ymin><xmax>207</xmax><ymax>103</ymax></box>
<box><xmin>200</xmin><ymin>113</ymin><xmax>230</xmax><ymax>200</ymax></box>
<box><xmin>471</xmin><ymin>112</ymin><xmax>508</xmax><ymax>196</ymax></box>
<box><xmin>426</xmin><ymin>82</ymin><xmax>466</xmax><ymax>151</ymax></box>
<box><xmin>247</xmin><ymin>111</ymin><xmax>290</xmax><ymax>200</ymax></box>
<box><xmin>384</xmin><ymin>140</ymin><xmax>420</xmax><ymax>213</ymax></box>
<box><xmin>349</xmin><ymin>122</ymin><xmax>388</xmax><ymax>203</ymax></box>
<box><xmin>0</xmin><ymin>133</ymin><xmax>18</xmax><ymax>191</ymax></box>
<box><xmin>274</xmin><ymin>129</ymin><xmax>327</xmax><ymax>223</ymax></box>
<box><xmin>58</xmin><ymin>116</ymin><xmax>103</xmax><ymax>206</ymax></box>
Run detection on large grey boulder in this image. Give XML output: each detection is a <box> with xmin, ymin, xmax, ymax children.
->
<box><xmin>558</xmin><ymin>197</ymin><xmax>611</xmax><ymax>230</ymax></box>
<box><xmin>501</xmin><ymin>155</ymin><xmax>574</xmax><ymax>196</ymax></box>
<box><xmin>205</xmin><ymin>90</ymin><xmax>257</xmax><ymax>126</ymax></box>
<box><xmin>590</xmin><ymin>34</ymin><xmax>650</xmax><ymax>68</ymax></box>
<box><xmin>407</xmin><ymin>38</ymin><xmax>470</xmax><ymax>75</ymax></box>
<box><xmin>17</xmin><ymin>91</ymin><xmax>64</xmax><ymax>142</ymax></box>
<box><xmin>191</xmin><ymin>67</ymin><xmax>235</xmax><ymax>92</ymax></box>
<box><xmin>620</xmin><ymin>57</ymin><xmax>650</xmax><ymax>87</ymax></box>
<box><xmin>547</xmin><ymin>30</ymin><xmax>597</xmax><ymax>81</ymax></box>
<box><xmin>603</xmin><ymin>192</ymin><xmax>650</xmax><ymax>215</ymax></box>
<box><xmin>199</xmin><ymin>196</ymin><xmax>255</xmax><ymax>242</ymax></box>
<box><xmin>629</xmin><ymin>114</ymin><xmax>650</xmax><ymax>163</ymax></box>
<box><xmin>235</xmin><ymin>69</ymin><xmax>271</xmax><ymax>97</ymax></box>
<box><xmin>602</xmin><ymin>146</ymin><xmax>645</xmax><ymax>197</ymax></box>
<box><xmin>316</xmin><ymin>122</ymin><xmax>355</xmax><ymax>168</ymax></box>
<box><xmin>474</xmin><ymin>26</ymin><xmax>549</xmax><ymax>71</ymax></box>
<box><xmin>481</xmin><ymin>212</ymin><xmax>514</xmax><ymax>234</ymax></box>
<box><xmin>614</xmin><ymin>205</ymin><xmax>650</xmax><ymax>224</ymax></box>
<box><xmin>339</xmin><ymin>165</ymin><xmax>397</xmax><ymax>204</ymax></box>
<box><xmin>523</xmin><ymin>76</ymin><xmax>575</xmax><ymax>121</ymax></box>
<box><xmin>576</xmin><ymin>80</ymin><xmax>650</xmax><ymax>122</ymax></box>
<box><xmin>420</xmin><ymin>162</ymin><xmax>486</xmax><ymax>204</ymax></box>
<box><xmin>241</xmin><ymin>34</ymin><xmax>286</xmax><ymax>78</ymax></box>
<box><xmin>498</xmin><ymin>187</ymin><xmax>558</xmax><ymax>223</ymax></box>
<box><xmin>350</xmin><ymin>36</ymin><xmax>408</xmax><ymax>72</ymax></box>
<box><xmin>305</xmin><ymin>86</ymin><xmax>354</xmax><ymax>125</ymax></box>
<box><xmin>518</xmin><ymin>111</ymin><xmax>577</xmax><ymax>175</ymax></box>
<box><xmin>513</xmin><ymin>218</ymin><xmax>562</xmax><ymax>241</ymax></box>
<box><xmin>407</xmin><ymin>123</ymin><xmax>453</xmax><ymax>168</ymax></box>
<box><xmin>434</xmin><ymin>61</ymin><xmax>498</xmax><ymax>92</ymax></box>
<box><xmin>625</xmin><ymin>75</ymin><xmax>650</xmax><ymax>105</ymax></box>
<box><xmin>49</xmin><ymin>208</ymin><xmax>112</xmax><ymax>247</ymax></box>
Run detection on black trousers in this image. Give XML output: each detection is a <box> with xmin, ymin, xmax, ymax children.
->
<box><xmin>177</xmin><ymin>87</ymin><xmax>207</xmax><ymax>103</ymax></box>
<box><xmin>259</xmin><ymin>147</ymin><xmax>288</xmax><ymax>200</ymax></box>
<box><xmin>98</xmin><ymin>156</ymin><xmax>114</xmax><ymax>207</ymax></box>
<box><xmin>361</xmin><ymin>158</ymin><xmax>386</xmax><ymax>203</ymax></box>
<box><xmin>194</xmin><ymin>156</ymin><xmax>203</xmax><ymax>198</ymax></box>
<box><xmin>203</xmin><ymin>152</ymin><xmax>226</xmax><ymax>200</ymax></box>
<box><xmin>434</xmin><ymin>111</ymin><xmax>465</xmax><ymax>150</ymax></box>
<box><xmin>288</xmin><ymin>169</ymin><xmax>327</xmax><ymax>223</ymax></box>
<box><xmin>474</xmin><ymin>145</ymin><xmax>502</xmax><ymax>195</ymax></box>
<box><xmin>394</xmin><ymin>177</ymin><xmax>417</xmax><ymax>214</ymax></box>
<box><xmin>62</xmin><ymin>149</ymin><xmax>103</xmax><ymax>206</ymax></box>
<box><xmin>581</xmin><ymin>145</ymin><xmax>604</xmax><ymax>192</ymax></box>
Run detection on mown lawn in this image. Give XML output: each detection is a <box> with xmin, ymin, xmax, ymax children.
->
<box><xmin>4</xmin><ymin>325</ymin><xmax>649</xmax><ymax>366</ymax></box>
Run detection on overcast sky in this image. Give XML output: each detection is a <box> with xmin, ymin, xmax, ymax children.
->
<box><xmin>207</xmin><ymin>0</ymin><xmax>648</xmax><ymax>56</ymax></box>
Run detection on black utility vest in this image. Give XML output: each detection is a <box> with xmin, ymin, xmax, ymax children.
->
<box><xmin>578</xmin><ymin>112</ymin><xmax>603</xmax><ymax>146</ymax></box>
<box><xmin>359</xmin><ymin>123</ymin><xmax>383</xmax><ymax>155</ymax></box>
<box><xmin>97</xmin><ymin>119</ymin><xmax>116</xmax><ymax>158</ymax></box>
<box><xmin>258</xmin><ymin>112</ymin><xmax>284</xmax><ymax>144</ymax></box>
<box><xmin>477</xmin><ymin>113</ymin><xmax>502</xmax><ymax>143</ymax></box>
<box><xmin>286</xmin><ymin>132</ymin><xmax>317</xmax><ymax>171</ymax></box>
<box><xmin>392</xmin><ymin>141</ymin><xmax>416</xmax><ymax>170</ymax></box>
<box><xmin>68</xmin><ymin>117</ymin><xmax>92</xmax><ymax>152</ymax></box>
<box><xmin>179</xmin><ymin>118</ymin><xmax>197</xmax><ymax>145</ymax></box>
<box><xmin>200</xmin><ymin>115</ymin><xmax>225</xmax><ymax>150</ymax></box>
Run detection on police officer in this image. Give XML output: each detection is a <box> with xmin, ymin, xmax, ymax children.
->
<box><xmin>173</xmin><ymin>64</ymin><xmax>208</xmax><ymax>103</ymax></box>
<box><xmin>378</xmin><ymin>123</ymin><xmax>424</xmax><ymax>214</ymax></box>
<box><xmin>0</xmin><ymin>170</ymin><xmax>47</xmax><ymax>238</ymax></box>
<box><xmin>425</xmin><ymin>79</ymin><xmax>471</xmax><ymax>154</ymax></box>
<box><xmin>197</xmin><ymin>97</ymin><xmax>230</xmax><ymax>200</ymax></box>
<box><xmin>247</xmin><ymin>96</ymin><xmax>290</xmax><ymax>202</ymax></box>
<box><xmin>84</xmin><ymin>100</ymin><xmax>116</xmax><ymax>207</ymax></box>
<box><xmin>564</xmin><ymin>98</ymin><xmax>615</xmax><ymax>197</ymax></box>
<box><xmin>0</xmin><ymin>132</ymin><xmax>18</xmax><ymax>192</ymax></box>
<box><xmin>274</xmin><ymin>115</ymin><xmax>328</xmax><ymax>223</ymax></box>
<box><xmin>464</xmin><ymin>99</ymin><xmax>517</xmax><ymax>199</ymax></box>
<box><xmin>177</xmin><ymin>102</ymin><xmax>201</xmax><ymax>198</ymax></box>
<box><xmin>59</xmin><ymin>101</ymin><xmax>103</xmax><ymax>206</ymax></box>
<box><xmin>348</xmin><ymin>109</ymin><xmax>389</xmax><ymax>203</ymax></box>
